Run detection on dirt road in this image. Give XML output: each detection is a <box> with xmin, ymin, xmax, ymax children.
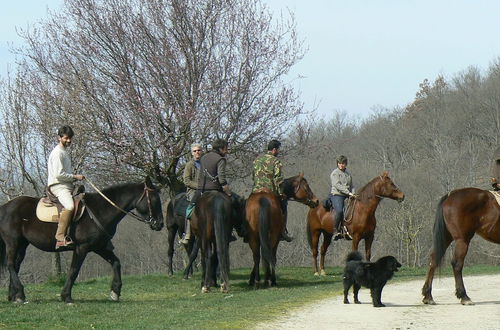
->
<box><xmin>257</xmin><ymin>274</ymin><xmax>500</xmax><ymax>330</ymax></box>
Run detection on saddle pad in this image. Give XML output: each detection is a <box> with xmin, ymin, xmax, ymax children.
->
<box><xmin>36</xmin><ymin>199</ymin><xmax>60</xmax><ymax>222</ymax></box>
<box><xmin>35</xmin><ymin>197</ymin><xmax>86</xmax><ymax>223</ymax></box>
<box><xmin>173</xmin><ymin>193</ymin><xmax>189</xmax><ymax>217</ymax></box>
<box><xmin>490</xmin><ymin>190</ymin><xmax>500</xmax><ymax>205</ymax></box>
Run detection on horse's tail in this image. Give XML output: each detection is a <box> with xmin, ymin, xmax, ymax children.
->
<box><xmin>258</xmin><ymin>197</ymin><xmax>275</xmax><ymax>267</ymax></box>
<box><xmin>346</xmin><ymin>250</ymin><xmax>363</xmax><ymax>263</ymax></box>
<box><xmin>214</xmin><ymin>196</ymin><xmax>230</xmax><ymax>284</ymax></box>
<box><xmin>432</xmin><ymin>194</ymin><xmax>450</xmax><ymax>268</ymax></box>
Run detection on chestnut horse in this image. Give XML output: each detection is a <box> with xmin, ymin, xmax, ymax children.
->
<box><xmin>422</xmin><ymin>188</ymin><xmax>500</xmax><ymax>305</ymax></box>
<box><xmin>307</xmin><ymin>171</ymin><xmax>404</xmax><ymax>275</ymax></box>
<box><xmin>246</xmin><ymin>174</ymin><xmax>318</xmax><ymax>288</ymax></box>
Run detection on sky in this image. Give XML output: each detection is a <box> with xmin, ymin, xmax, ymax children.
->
<box><xmin>2</xmin><ymin>0</ymin><xmax>500</xmax><ymax>118</ymax></box>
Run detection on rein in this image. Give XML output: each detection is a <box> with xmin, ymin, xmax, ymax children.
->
<box><xmin>85</xmin><ymin>178</ymin><xmax>155</xmax><ymax>224</ymax></box>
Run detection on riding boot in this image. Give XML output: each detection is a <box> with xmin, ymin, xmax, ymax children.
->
<box><xmin>279</xmin><ymin>199</ymin><xmax>294</xmax><ymax>242</ymax></box>
<box><xmin>55</xmin><ymin>209</ymin><xmax>74</xmax><ymax>250</ymax></box>
<box><xmin>230</xmin><ymin>229</ymin><xmax>237</xmax><ymax>242</ymax></box>
<box><xmin>333</xmin><ymin>215</ymin><xmax>344</xmax><ymax>241</ymax></box>
<box><xmin>180</xmin><ymin>218</ymin><xmax>191</xmax><ymax>245</ymax></box>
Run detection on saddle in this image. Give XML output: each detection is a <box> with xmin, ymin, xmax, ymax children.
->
<box><xmin>490</xmin><ymin>190</ymin><xmax>500</xmax><ymax>206</ymax></box>
<box><xmin>323</xmin><ymin>195</ymin><xmax>355</xmax><ymax>223</ymax></box>
<box><xmin>173</xmin><ymin>193</ymin><xmax>189</xmax><ymax>218</ymax></box>
<box><xmin>35</xmin><ymin>185</ymin><xmax>86</xmax><ymax>223</ymax></box>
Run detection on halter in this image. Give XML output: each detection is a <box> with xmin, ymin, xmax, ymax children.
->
<box><xmin>85</xmin><ymin>178</ymin><xmax>157</xmax><ymax>224</ymax></box>
<box><xmin>288</xmin><ymin>177</ymin><xmax>317</xmax><ymax>208</ymax></box>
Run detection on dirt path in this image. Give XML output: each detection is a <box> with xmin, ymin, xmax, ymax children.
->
<box><xmin>256</xmin><ymin>274</ymin><xmax>500</xmax><ymax>330</ymax></box>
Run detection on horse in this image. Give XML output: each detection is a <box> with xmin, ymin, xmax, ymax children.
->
<box><xmin>307</xmin><ymin>171</ymin><xmax>404</xmax><ymax>275</ymax></box>
<box><xmin>422</xmin><ymin>188</ymin><xmax>500</xmax><ymax>305</ymax></box>
<box><xmin>246</xmin><ymin>174</ymin><xmax>318</xmax><ymax>288</ymax></box>
<box><xmin>164</xmin><ymin>192</ymin><xmax>196</xmax><ymax>277</ymax></box>
<box><xmin>190</xmin><ymin>191</ymin><xmax>246</xmax><ymax>293</ymax></box>
<box><xmin>0</xmin><ymin>177</ymin><xmax>164</xmax><ymax>304</ymax></box>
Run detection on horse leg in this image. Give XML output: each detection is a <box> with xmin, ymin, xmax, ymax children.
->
<box><xmin>319</xmin><ymin>233</ymin><xmax>332</xmax><ymax>276</ymax></box>
<box><xmin>167</xmin><ymin>226</ymin><xmax>177</xmax><ymax>276</ymax></box>
<box><xmin>270</xmin><ymin>245</ymin><xmax>278</xmax><ymax>287</ymax></box>
<box><xmin>95</xmin><ymin>247</ymin><xmax>122</xmax><ymax>301</ymax></box>
<box><xmin>364</xmin><ymin>234</ymin><xmax>374</xmax><ymax>261</ymax></box>
<box><xmin>248</xmin><ymin>241</ymin><xmax>260</xmax><ymax>288</ymax></box>
<box><xmin>422</xmin><ymin>250</ymin><xmax>439</xmax><ymax>305</ymax></box>
<box><xmin>310</xmin><ymin>230</ymin><xmax>320</xmax><ymax>275</ymax></box>
<box><xmin>201</xmin><ymin>240</ymin><xmax>212</xmax><ymax>293</ymax></box>
<box><xmin>452</xmin><ymin>239</ymin><xmax>474</xmax><ymax>305</ymax></box>
<box><xmin>183</xmin><ymin>238</ymin><xmax>198</xmax><ymax>280</ymax></box>
<box><xmin>60</xmin><ymin>246</ymin><xmax>89</xmax><ymax>304</ymax></box>
<box><xmin>6</xmin><ymin>239</ymin><xmax>27</xmax><ymax>303</ymax></box>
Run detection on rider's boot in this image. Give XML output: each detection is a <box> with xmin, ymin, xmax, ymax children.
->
<box><xmin>55</xmin><ymin>209</ymin><xmax>74</xmax><ymax>250</ymax></box>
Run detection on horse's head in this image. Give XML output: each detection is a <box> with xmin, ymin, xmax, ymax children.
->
<box><xmin>134</xmin><ymin>177</ymin><xmax>164</xmax><ymax>231</ymax></box>
<box><xmin>375</xmin><ymin>171</ymin><xmax>404</xmax><ymax>202</ymax></box>
<box><xmin>282</xmin><ymin>173</ymin><xmax>319</xmax><ymax>208</ymax></box>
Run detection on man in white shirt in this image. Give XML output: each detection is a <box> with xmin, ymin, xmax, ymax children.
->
<box><xmin>48</xmin><ymin>125</ymin><xmax>85</xmax><ymax>250</ymax></box>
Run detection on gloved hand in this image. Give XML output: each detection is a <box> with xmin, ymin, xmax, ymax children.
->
<box><xmin>222</xmin><ymin>184</ymin><xmax>232</xmax><ymax>196</ymax></box>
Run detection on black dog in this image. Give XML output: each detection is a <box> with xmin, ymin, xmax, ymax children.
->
<box><xmin>342</xmin><ymin>251</ymin><xmax>402</xmax><ymax>307</ymax></box>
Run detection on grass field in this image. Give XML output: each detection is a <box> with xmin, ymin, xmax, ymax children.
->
<box><xmin>0</xmin><ymin>265</ymin><xmax>497</xmax><ymax>329</ymax></box>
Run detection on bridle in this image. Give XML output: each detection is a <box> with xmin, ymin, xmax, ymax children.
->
<box><xmin>288</xmin><ymin>177</ymin><xmax>317</xmax><ymax>208</ymax></box>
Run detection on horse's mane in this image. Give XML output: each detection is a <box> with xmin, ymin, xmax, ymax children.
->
<box><xmin>356</xmin><ymin>176</ymin><xmax>381</xmax><ymax>202</ymax></box>
<box><xmin>87</xmin><ymin>182</ymin><xmax>142</xmax><ymax>199</ymax></box>
<box><xmin>281</xmin><ymin>175</ymin><xmax>298</xmax><ymax>197</ymax></box>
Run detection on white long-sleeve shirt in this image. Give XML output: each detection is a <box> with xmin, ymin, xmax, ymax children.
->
<box><xmin>47</xmin><ymin>145</ymin><xmax>74</xmax><ymax>188</ymax></box>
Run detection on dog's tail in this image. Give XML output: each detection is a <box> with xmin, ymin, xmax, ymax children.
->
<box><xmin>346</xmin><ymin>250</ymin><xmax>363</xmax><ymax>263</ymax></box>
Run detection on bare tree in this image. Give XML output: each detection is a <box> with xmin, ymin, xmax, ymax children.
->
<box><xmin>14</xmin><ymin>0</ymin><xmax>305</xmax><ymax>192</ymax></box>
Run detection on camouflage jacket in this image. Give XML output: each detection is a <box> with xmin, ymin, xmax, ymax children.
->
<box><xmin>252</xmin><ymin>152</ymin><xmax>284</xmax><ymax>194</ymax></box>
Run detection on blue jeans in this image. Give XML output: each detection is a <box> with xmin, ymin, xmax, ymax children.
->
<box><xmin>330</xmin><ymin>194</ymin><xmax>347</xmax><ymax>230</ymax></box>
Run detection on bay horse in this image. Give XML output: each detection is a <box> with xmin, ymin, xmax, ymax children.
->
<box><xmin>422</xmin><ymin>188</ymin><xmax>500</xmax><ymax>305</ymax></box>
<box><xmin>164</xmin><ymin>192</ymin><xmax>196</xmax><ymax>277</ymax></box>
<box><xmin>0</xmin><ymin>177</ymin><xmax>164</xmax><ymax>304</ymax></box>
<box><xmin>307</xmin><ymin>171</ymin><xmax>404</xmax><ymax>275</ymax></box>
<box><xmin>190</xmin><ymin>191</ymin><xmax>245</xmax><ymax>293</ymax></box>
<box><xmin>246</xmin><ymin>174</ymin><xmax>318</xmax><ymax>288</ymax></box>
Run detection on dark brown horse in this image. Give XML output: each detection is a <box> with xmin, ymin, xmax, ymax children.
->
<box><xmin>164</xmin><ymin>192</ymin><xmax>196</xmax><ymax>277</ymax></box>
<box><xmin>422</xmin><ymin>188</ymin><xmax>500</xmax><ymax>305</ymax></box>
<box><xmin>190</xmin><ymin>191</ymin><xmax>245</xmax><ymax>293</ymax></box>
<box><xmin>0</xmin><ymin>178</ymin><xmax>163</xmax><ymax>304</ymax></box>
<box><xmin>246</xmin><ymin>174</ymin><xmax>318</xmax><ymax>288</ymax></box>
<box><xmin>307</xmin><ymin>171</ymin><xmax>404</xmax><ymax>275</ymax></box>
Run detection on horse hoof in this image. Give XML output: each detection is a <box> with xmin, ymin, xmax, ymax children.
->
<box><xmin>201</xmin><ymin>286</ymin><xmax>209</xmax><ymax>293</ymax></box>
<box><xmin>320</xmin><ymin>270</ymin><xmax>327</xmax><ymax>276</ymax></box>
<box><xmin>461</xmin><ymin>299</ymin><xmax>474</xmax><ymax>306</ymax></box>
<box><xmin>220</xmin><ymin>286</ymin><xmax>229</xmax><ymax>293</ymax></box>
<box><xmin>13</xmin><ymin>298</ymin><xmax>25</xmax><ymax>304</ymax></box>
<box><xmin>313</xmin><ymin>272</ymin><xmax>319</xmax><ymax>276</ymax></box>
<box><xmin>422</xmin><ymin>298</ymin><xmax>436</xmax><ymax>305</ymax></box>
<box><xmin>110</xmin><ymin>291</ymin><xmax>120</xmax><ymax>302</ymax></box>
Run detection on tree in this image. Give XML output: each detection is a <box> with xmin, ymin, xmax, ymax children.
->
<box><xmin>15</xmin><ymin>0</ymin><xmax>305</xmax><ymax>193</ymax></box>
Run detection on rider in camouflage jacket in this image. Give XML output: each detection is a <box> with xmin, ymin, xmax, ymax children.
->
<box><xmin>252</xmin><ymin>139</ymin><xmax>293</xmax><ymax>242</ymax></box>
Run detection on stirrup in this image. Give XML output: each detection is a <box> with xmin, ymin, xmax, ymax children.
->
<box><xmin>179</xmin><ymin>234</ymin><xmax>190</xmax><ymax>245</ymax></box>
<box><xmin>343</xmin><ymin>226</ymin><xmax>352</xmax><ymax>240</ymax></box>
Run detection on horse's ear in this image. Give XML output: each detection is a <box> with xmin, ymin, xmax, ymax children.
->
<box><xmin>145</xmin><ymin>176</ymin><xmax>153</xmax><ymax>188</ymax></box>
<box><xmin>382</xmin><ymin>171</ymin><xmax>389</xmax><ymax>177</ymax></box>
<box><xmin>299</xmin><ymin>172</ymin><xmax>304</xmax><ymax>178</ymax></box>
